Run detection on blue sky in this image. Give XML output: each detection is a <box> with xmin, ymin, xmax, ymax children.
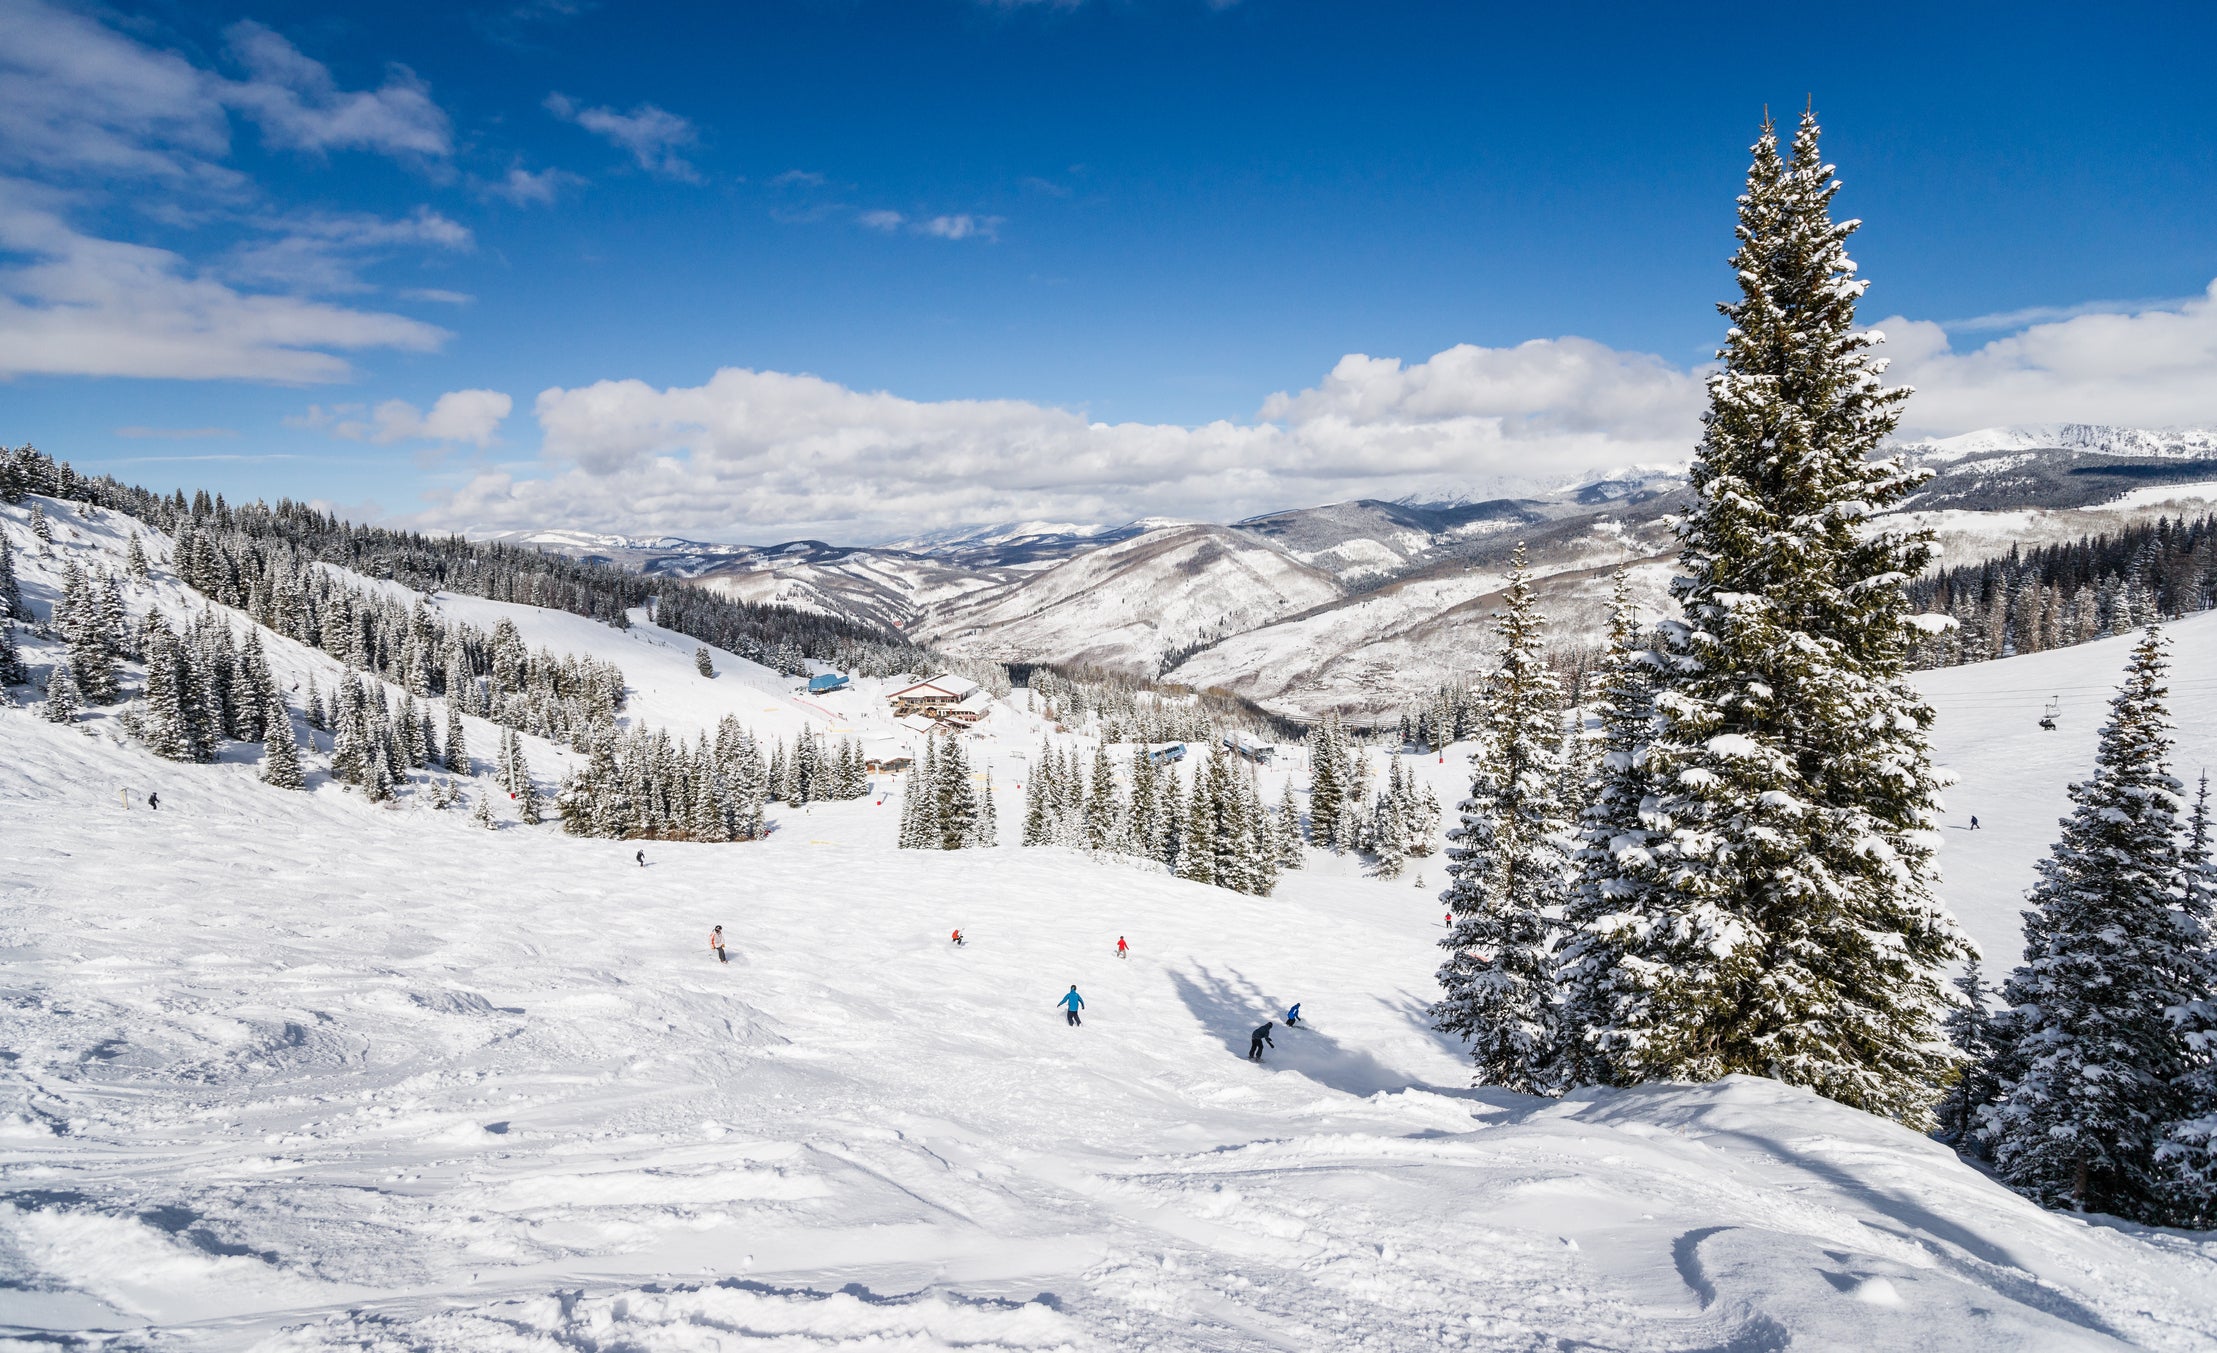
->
<box><xmin>3</xmin><ymin>0</ymin><xmax>2215</xmax><ymax>542</ymax></box>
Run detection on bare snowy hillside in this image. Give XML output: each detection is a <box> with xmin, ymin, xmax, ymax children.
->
<box><xmin>913</xmin><ymin>523</ymin><xmax>1346</xmax><ymax>674</ymax></box>
<box><xmin>7</xmin><ymin>491</ymin><xmax>2217</xmax><ymax>1349</ymax></box>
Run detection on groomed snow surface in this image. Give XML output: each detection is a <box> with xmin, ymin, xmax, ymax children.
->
<box><xmin>5</xmin><ymin>500</ymin><xmax>2217</xmax><ymax>1350</ymax></box>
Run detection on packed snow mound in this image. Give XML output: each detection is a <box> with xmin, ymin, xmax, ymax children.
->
<box><xmin>3</xmin><ymin>729</ymin><xmax>2215</xmax><ymax>1347</ymax></box>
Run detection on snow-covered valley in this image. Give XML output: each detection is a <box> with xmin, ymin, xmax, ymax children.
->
<box><xmin>6</xmin><ymin>492</ymin><xmax>2217</xmax><ymax>1349</ymax></box>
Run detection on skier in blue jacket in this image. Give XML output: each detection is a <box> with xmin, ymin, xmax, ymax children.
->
<box><xmin>1058</xmin><ymin>985</ymin><xmax>1085</xmax><ymax>1026</ymax></box>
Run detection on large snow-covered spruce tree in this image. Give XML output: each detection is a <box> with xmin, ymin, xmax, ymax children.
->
<box><xmin>1434</xmin><ymin>546</ymin><xmax>1572</xmax><ymax>1094</ymax></box>
<box><xmin>1565</xmin><ymin>111</ymin><xmax>1963</xmax><ymax>1125</ymax></box>
<box><xmin>1988</xmin><ymin>629</ymin><xmax>2202</xmax><ymax>1219</ymax></box>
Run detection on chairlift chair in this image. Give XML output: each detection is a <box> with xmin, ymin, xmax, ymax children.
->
<box><xmin>2039</xmin><ymin>696</ymin><xmax>2059</xmax><ymax>731</ymax></box>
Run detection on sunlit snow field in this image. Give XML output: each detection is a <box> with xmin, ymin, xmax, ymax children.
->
<box><xmin>4</xmin><ymin>497</ymin><xmax>2216</xmax><ymax>1350</ymax></box>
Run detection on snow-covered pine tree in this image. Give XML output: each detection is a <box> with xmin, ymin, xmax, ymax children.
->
<box><xmin>60</xmin><ymin>567</ymin><xmax>118</xmax><ymax>705</ymax></box>
<box><xmin>2160</xmin><ymin>771</ymin><xmax>2217</xmax><ymax>1226</ymax></box>
<box><xmin>28</xmin><ymin>502</ymin><xmax>50</xmax><ymax>544</ymax></box>
<box><xmin>399</xmin><ymin>693</ymin><xmax>428</xmax><ymax>768</ymax></box>
<box><xmin>1558</xmin><ymin>113</ymin><xmax>1962</xmax><ymax>1124</ymax></box>
<box><xmin>0</xmin><ymin>620</ymin><xmax>26</xmax><ymax>688</ymax></box>
<box><xmin>261</xmin><ymin>698</ymin><xmax>305</xmax><ymax>789</ymax></box>
<box><xmin>0</xmin><ymin>535</ymin><xmax>25</xmax><ymax>620</ymax></box>
<box><xmin>229</xmin><ymin>629</ymin><xmax>272</xmax><ymax>742</ymax></box>
<box><xmin>1308</xmin><ymin>714</ymin><xmax>1346</xmax><ymax>849</ymax></box>
<box><xmin>934</xmin><ymin>735</ymin><xmax>981</xmax><ymax>849</ymax></box>
<box><xmin>1085</xmin><ymin>745</ymin><xmax>1122</xmax><ymax>851</ymax></box>
<box><xmin>1988</xmin><ymin>629</ymin><xmax>2196</xmax><ymax>1218</ymax></box>
<box><xmin>135</xmin><ymin>618</ymin><xmax>201</xmax><ymax>761</ymax></box>
<box><xmin>513</xmin><ymin>739</ymin><xmax>544</xmax><ymax>823</ymax></box>
<box><xmin>41</xmin><ymin>658</ymin><xmax>79</xmax><ymax>723</ymax></box>
<box><xmin>473</xmin><ymin>787</ymin><xmax>498</xmax><ymax>829</ymax></box>
<box><xmin>898</xmin><ymin>738</ymin><xmax>938</xmax><ymax>849</ymax></box>
<box><xmin>1937</xmin><ymin>955</ymin><xmax>2001</xmax><ymax>1153</ymax></box>
<box><xmin>304</xmin><ymin>674</ymin><xmax>327</xmax><ymax>732</ymax></box>
<box><xmin>695</xmin><ymin>646</ymin><xmax>715</xmax><ymax>678</ymax></box>
<box><xmin>125</xmin><ymin>532</ymin><xmax>149</xmax><ymax>581</ymax></box>
<box><xmin>1433</xmin><ymin>545</ymin><xmax>1572</xmax><ymax>1095</ymax></box>
<box><xmin>1556</xmin><ymin>565</ymin><xmax>1663</xmax><ymax>1086</ymax></box>
<box><xmin>1177</xmin><ymin>756</ymin><xmax>1218</xmax><ymax>886</ymax></box>
<box><xmin>443</xmin><ymin>702</ymin><xmax>469</xmax><ymax>774</ymax></box>
<box><xmin>1274</xmin><ymin>779</ymin><xmax>1305</xmax><ymax>870</ymax></box>
<box><xmin>974</xmin><ymin>769</ymin><xmax>999</xmax><ymax>848</ymax></box>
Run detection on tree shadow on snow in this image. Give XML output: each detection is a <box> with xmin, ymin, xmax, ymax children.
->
<box><xmin>1169</xmin><ymin>963</ymin><xmax>1450</xmax><ymax>1099</ymax></box>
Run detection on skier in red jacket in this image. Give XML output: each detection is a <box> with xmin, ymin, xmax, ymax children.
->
<box><xmin>1116</xmin><ymin>936</ymin><xmax>1128</xmax><ymax>959</ymax></box>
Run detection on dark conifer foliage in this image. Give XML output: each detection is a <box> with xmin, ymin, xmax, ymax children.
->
<box><xmin>1907</xmin><ymin>513</ymin><xmax>2217</xmax><ymax>668</ymax></box>
<box><xmin>1983</xmin><ymin>629</ymin><xmax>2213</xmax><ymax>1222</ymax></box>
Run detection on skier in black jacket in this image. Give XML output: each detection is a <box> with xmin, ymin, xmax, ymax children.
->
<box><xmin>1248</xmin><ymin>1021</ymin><xmax>1275</xmax><ymax>1062</ymax></box>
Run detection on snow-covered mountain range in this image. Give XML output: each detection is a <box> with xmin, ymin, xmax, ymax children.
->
<box><xmin>491</xmin><ymin>425</ymin><xmax>2217</xmax><ymax>718</ymax></box>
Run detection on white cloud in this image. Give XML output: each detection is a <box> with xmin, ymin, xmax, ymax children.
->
<box><xmin>401</xmin><ymin>287</ymin><xmax>474</xmax><ymax>305</ymax></box>
<box><xmin>855</xmin><ymin>210</ymin><xmax>1004</xmax><ymax>241</ymax></box>
<box><xmin>224</xmin><ymin>206</ymin><xmax>473</xmax><ymax>294</ymax></box>
<box><xmin>0</xmin><ymin>0</ymin><xmax>237</xmax><ymax>186</ymax></box>
<box><xmin>915</xmin><ymin>213</ymin><xmax>1000</xmax><ymax>241</ymax></box>
<box><xmin>219</xmin><ymin>22</ymin><xmax>450</xmax><ymax>159</ymax></box>
<box><xmin>322</xmin><ymin>389</ymin><xmax>513</xmax><ymax>446</ymax></box>
<box><xmin>0</xmin><ymin>194</ymin><xmax>450</xmax><ymax>382</ymax></box>
<box><xmin>429</xmin><ymin>342</ymin><xmax>1704</xmax><ymax>540</ymax></box>
<box><xmin>430</xmin><ymin>282</ymin><xmax>2217</xmax><ymax>541</ymax></box>
<box><xmin>1881</xmin><ymin>281</ymin><xmax>2217</xmax><ymax>435</ymax></box>
<box><xmin>483</xmin><ymin>164</ymin><xmax>584</xmax><ymax>206</ymax></box>
<box><xmin>545</xmin><ymin>93</ymin><xmax>698</xmax><ymax>181</ymax></box>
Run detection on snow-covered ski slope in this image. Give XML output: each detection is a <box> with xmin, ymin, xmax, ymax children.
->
<box><xmin>1916</xmin><ymin>607</ymin><xmax>2217</xmax><ymax>969</ymax></box>
<box><xmin>6</xmin><ymin>497</ymin><xmax>2217</xmax><ymax>1350</ymax></box>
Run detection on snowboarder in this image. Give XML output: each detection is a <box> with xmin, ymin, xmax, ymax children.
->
<box><xmin>709</xmin><ymin>925</ymin><xmax>727</xmax><ymax>964</ymax></box>
<box><xmin>1248</xmin><ymin>1021</ymin><xmax>1275</xmax><ymax>1062</ymax></box>
<box><xmin>1285</xmin><ymin>1003</ymin><xmax>1301</xmax><ymax>1027</ymax></box>
<box><xmin>148</xmin><ymin>792</ymin><xmax>159</xmax><ymax>810</ymax></box>
<box><xmin>1058</xmin><ymin>985</ymin><xmax>1085</xmax><ymax>1026</ymax></box>
<box><xmin>951</xmin><ymin>929</ymin><xmax>965</xmax><ymax>946</ymax></box>
<box><xmin>1969</xmin><ymin>815</ymin><xmax>1980</xmax><ymax>831</ymax></box>
<box><xmin>1116</xmin><ymin>936</ymin><xmax>1128</xmax><ymax>959</ymax></box>
<box><xmin>636</xmin><ymin>849</ymin><xmax>647</xmax><ymax>867</ymax></box>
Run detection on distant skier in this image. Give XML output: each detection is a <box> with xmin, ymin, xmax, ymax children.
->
<box><xmin>1285</xmin><ymin>1003</ymin><xmax>1301</xmax><ymax>1027</ymax></box>
<box><xmin>1969</xmin><ymin>816</ymin><xmax>1980</xmax><ymax>831</ymax></box>
<box><xmin>951</xmin><ymin>929</ymin><xmax>965</xmax><ymax>946</ymax></box>
<box><xmin>1248</xmin><ymin>1021</ymin><xmax>1275</xmax><ymax>1062</ymax></box>
<box><xmin>636</xmin><ymin>849</ymin><xmax>647</xmax><ymax>867</ymax></box>
<box><xmin>148</xmin><ymin>792</ymin><xmax>159</xmax><ymax>811</ymax></box>
<box><xmin>1116</xmin><ymin>936</ymin><xmax>1128</xmax><ymax>959</ymax></box>
<box><xmin>710</xmin><ymin>925</ymin><xmax>727</xmax><ymax>964</ymax></box>
<box><xmin>1058</xmin><ymin>985</ymin><xmax>1085</xmax><ymax>1026</ymax></box>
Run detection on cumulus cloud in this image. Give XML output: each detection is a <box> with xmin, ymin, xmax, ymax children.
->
<box><xmin>0</xmin><ymin>195</ymin><xmax>449</xmax><ymax>382</ymax></box>
<box><xmin>1881</xmin><ymin>283</ymin><xmax>2217</xmax><ymax>434</ymax></box>
<box><xmin>314</xmin><ymin>389</ymin><xmax>513</xmax><ymax>446</ymax></box>
<box><xmin>857</xmin><ymin>209</ymin><xmax>906</xmax><ymax>232</ymax></box>
<box><xmin>428</xmin><ymin>340</ymin><xmax>1705</xmax><ymax>540</ymax></box>
<box><xmin>426</xmin><ymin>282</ymin><xmax>2217</xmax><ymax>542</ymax></box>
<box><xmin>545</xmin><ymin>93</ymin><xmax>699</xmax><ymax>181</ymax></box>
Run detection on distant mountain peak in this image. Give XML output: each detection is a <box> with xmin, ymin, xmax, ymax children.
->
<box><xmin>1897</xmin><ymin>424</ymin><xmax>2217</xmax><ymax>463</ymax></box>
